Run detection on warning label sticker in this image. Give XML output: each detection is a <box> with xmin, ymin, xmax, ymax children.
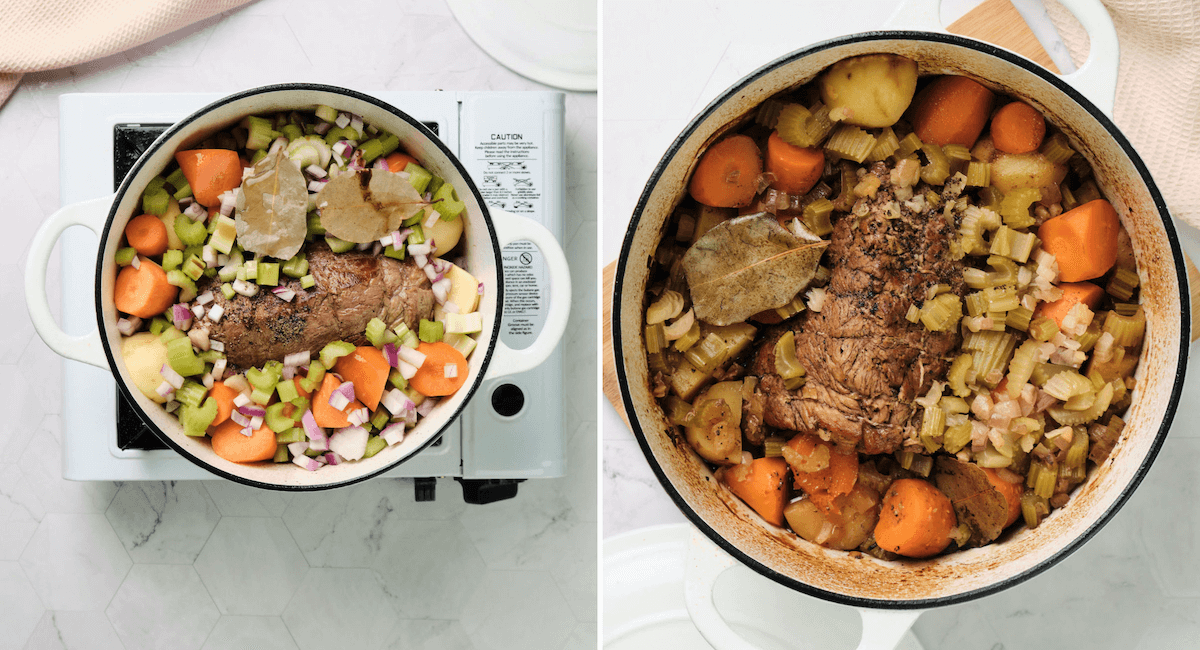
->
<box><xmin>500</xmin><ymin>241</ymin><xmax>545</xmax><ymax>349</ymax></box>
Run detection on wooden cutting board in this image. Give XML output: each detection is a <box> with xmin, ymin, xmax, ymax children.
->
<box><xmin>602</xmin><ymin>0</ymin><xmax>1200</xmax><ymax>427</ymax></box>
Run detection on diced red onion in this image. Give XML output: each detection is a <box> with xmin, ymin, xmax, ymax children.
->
<box><xmin>195</xmin><ymin>291</ymin><xmax>214</xmax><ymax>306</ymax></box>
<box><xmin>378</xmin><ymin>233</ymin><xmax>394</xmax><ymax>247</ymax></box>
<box><xmin>477</xmin><ymin>282</ymin><xmax>484</xmax><ymax>295</ymax></box>
<box><xmin>413</xmin><ymin>253</ymin><xmax>428</xmax><ymax>268</ymax></box>
<box><xmin>248</xmin><ymin>415</ymin><xmax>263</xmax><ymax>430</ymax></box>
<box><xmin>331</xmin><ymin>152</ymin><xmax>345</xmax><ymax>168</ymax></box>
<box><xmin>396</xmin><ymin>228</ymin><xmax>412</xmax><ymax>241</ymax></box>
<box><xmin>383</xmin><ymin>343</ymin><xmax>399</xmax><ymax>368</ymax></box>
<box><xmin>283</xmin><ymin>351</ymin><xmax>310</xmax><ymax>367</ymax></box>
<box><xmin>381</xmin><ymin>388</ymin><xmax>414</xmax><ymax>416</ymax></box>
<box><xmin>210</xmin><ymin>340</ymin><xmax>225</xmax><ymax>352</ymax></box>
<box><xmin>269</xmin><ymin>137</ymin><xmax>288</xmax><ymax>156</ymax></box>
<box><xmin>293</xmin><ymin>455</ymin><xmax>322</xmax><ymax>471</ymax></box>
<box><xmin>201</xmin><ymin>373</ymin><xmax>215</xmax><ymax>389</ymax></box>
<box><xmin>404</xmin><ymin>409</ymin><xmax>418</xmax><ymax>426</ymax></box>
<box><xmin>398</xmin><ymin>347</ymin><xmax>426</xmax><ymax>368</ymax></box>
<box><xmin>281</xmin><ymin>365</ymin><xmax>295</xmax><ymax>380</ymax></box>
<box><xmin>424</xmin><ymin>210</ymin><xmax>440</xmax><ymax>229</ymax></box>
<box><xmin>332</xmin><ymin>141</ymin><xmax>350</xmax><ymax>157</ymax></box>
<box><xmin>335</xmin><ymin>112</ymin><xmax>351</xmax><ymax>128</ymax></box>
<box><xmin>160</xmin><ymin>364</ymin><xmax>184</xmax><ymax>390</ymax></box>
<box><xmin>329</xmin><ymin>425</ymin><xmax>368</xmax><ymax>461</ymax></box>
<box><xmin>212</xmin><ymin>358</ymin><xmax>227</xmax><ymax>380</ymax></box>
<box><xmin>238</xmin><ymin>403</ymin><xmax>266</xmax><ymax>418</ymax></box>
<box><xmin>347</xmin><ymin>407</ymin><xmax>369</xmax><ymax>427</ymax></box>
<box><xmin>130</xmin><ymin>255</ymin><xmax>141</xmax><ymax>270</ymax></box>
<box><xmin>202</xmin><ymin>246</ymin><xmax>217</xmax><ymax>266</ymax></box>
<box><xmin>191</xmin><ymin>305</ymin><xmax>205</xmax><ymax>320</ymax></box>
<box><xmin>232</xmin><ymin>279</ymin><xmax>258</xmax><ymax>298</ymax></box>
<box><xmin>314</xmin><ymin>122</ymin><xmax>331</xmax><ymax>135</ymax></box>
<box><xmin>208</xmin><ymin>304</ymin><xmax>225</xmax><ymax>323</ymax></box>
<box><xmin>328</xmin><ymin>391</ymin><xmax>350</xmax><ymax>412</ymax></box>
<box><xmin>443</xmin><ymin>364</ymin><xmax>458</xmax><ymax>379</ymax></box>
<box><xmin>416</xmin><ymin>398</ymin><xmax>437</xmax><ymax>417</ymax></box>
<box><xmin>347</xmin><ymin>151</ymin><xmax>363</xmax><ymax>170</ymax></box>
<box><xmin>164</xmin><ymin>400</ymin><xmax>180</xmax><ymax>413</ymax></box>
<box><xmin>354</xmin><ymin>242</ymin><xmax>372</xmax><ymax>251</ymax></box>
<box><xmin>373</xmin><ymin>157</ymin><xmax>389</xmax><ymax>171</ymax></box>
<box><xmin>442</xmin><ymin>301</ymin><xmax>460</xmax><ymax>314</ymax></box>
<box><xmin>272</xmin><ymin>286</ymin><xmax>296</xmax><ymax>302</ymax></box>
<box><xmin>408</xmin><ymin>242</ymin><xmax>432</xmax><ymax>256</ymax></box>
<box><xmin>305</xmin><ymin>164</ymin><xmax>327</xmax><ymax>178</ymax></box>
<box><xmin>301</xmin><ymin>409</ymin><xmax>328</xmax><ymax>450</ymax></box>
<box><xmin>156</xmin><ymin>381</ymin><xmax>175</xmax><ymax>399</ymax></box>
<box><xmin>117</xmin><ymin>316</ymin><xmax>141</xmax><ymax>336</ymax></box>
<box><xmin>188</xmin><ymin>327</ymin><xmax>210</xmax><ymax>351</ymax></box>
<box><xmin>307</xmin><ymin>180</ymin><xmax>326</xmax><ymax>193</ymax></box>
<box><xmin>232</xmin><ymin>392</ymin><xmax>251</xmax><ymax>408</ymax></box>
<box><xmin>398</xmin><ymin>360</ymin><xmax>418</xmax><ymax>380</ymax></box>
<box><xmin>231</xmin><ymin>410</ymin><xmax>251</xmax><ymax>427</ymax></box>
<box><xmin>240</xmin><ymin>425</ymin><xmax>255</xmax><ymax>437</ymax></box>
<box><xmin>287</xmin><ymin>441</ymin><xmax>309</xmax><ymax>457</ymax></box>
<box><xmin>219</xmin><ymin>192</ymin><xmax>237</xmax><ymax>217</ymax></box>
<box><xmin>350</xmin><ymin>114</ymin><xmax>363</xmax><ymax>136</ymax></box>
<box><xmin>381</xmin><ymin>422</ymin><xmax>406</xmax><ymax>446</ymax></box>
<box><xmin>324</xmin><ymin>452</ymin><xmax>341</xmax><ymax>466</ymax></box>
<box><xmin>423</xmin><ymin>265</ymin><xmax>441</xmax><ymax>283</ymax></box>
<box><xmin>216</xmin><ymin>253</ymin><xmax>229</xmax><ymax>267</ymax></box>
<box><xmin>431</xmin><ymin>281</ymin><xmax>448</xmax><ymax>304</ymax></box>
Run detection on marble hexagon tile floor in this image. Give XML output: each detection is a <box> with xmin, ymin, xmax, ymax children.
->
<box><xmin>0</xmin><ymin>1</ymin><xmax>598</xmax><ymax>649</ymax></box>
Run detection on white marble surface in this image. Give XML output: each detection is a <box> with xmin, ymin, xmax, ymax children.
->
<box><xmin>0</xmin><ymin>1</ymin><xmax>597</xmax><ymax>649</ymax></box>
<box><xmin>601</xmin><ymin>1</ymin><xmax>1200</xmax><ymax>648</ymax></box>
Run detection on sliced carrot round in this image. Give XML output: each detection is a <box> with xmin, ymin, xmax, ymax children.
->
<box><xmin>124</xmin><ymin>214</ymin><xmax>169</xmax><ymax>257</ymax></box>
<box><xmin>910</xmin><ymin>76</ymin><xmax>995</xmax><ymax>147</ymax></box>
<box><xmin>688</xmin><ymin>135</ymin><xmax>763</xmax><ymax>208</ymax></box>
<box><xmin>874</xmin><ymin>478</ymin><xmax>956</xmax><ymax>558</ymax></box>
<box><xmin>990</xmin><ymin>101</ymin><xmax>1045</xmax><ymax>154</ymax></box>
<box><xmin>114</xmin><ymin>259</ymin><xmax>178</xmax><ymax>319</ymax></box>
<box><xmin>333</xmin><ymin>346</ymin><xmax>389</xmax><ymax>411</ymax></box>
<box><xmin>766</xmin><ymin>131</ymin><xmax>824</xmax><ymax>195</ymax></box>
<box><xmin>210</xmin><ymin>420</ymin><xmax>277</xmax><ymax>463</ymax></box>
<box><xmin>385</xmin><ymin>151</ymin><xmax>420</xmax><ymax>173</ymax></box>
<box><xmin>409</xmin><ymin>342</ymin><xmax>469</xmax><ymax>397</ymax></box>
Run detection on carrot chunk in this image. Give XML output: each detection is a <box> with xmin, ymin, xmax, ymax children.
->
<box><xmin>210</xmin><ymin>420</ymin><xmax>277</xmax><ymax>463</ymax></box>
<box><xmin>333</xmin><ymin>346</ymin><xmax>389</xmax><ymax>411</ymax></box>
<box><xmin>208</xmin><ymin>381</ymin><xmax>239</xmax><ymax>428</ymax></box>
<box><xmin>784</xmin><ymin>434</ymin><xmax>859</xmax><ymax>513</ymax></box>
<box><xmin>1038</xmin><ymin>199</ymin><xmax>1120</xmax><ymax>282</ymax></box>
<box><xmin>874</xmin><ymin>478</ymin><xmax>957</xmax><ymax>558</ymax></box>
<box><xmin>409</xmin><ymin>342</ymin><xmax>469</xmax><ymax>397</ymax></box>
<box><xmin>124</xmin><ymin>214</ymin><xmax>170</xmax><ymax>257</ymax></box>
<box><xmin>114</xmin><ymin>258</ymin><xmax>179</xmax><ymax>319</ymax></box>
<box><xmin>909</xmin><ymin>76</ymin><xmax>995</xmax><ymax>147</ymax></box>
<box><xmin>688</xmin><ymin>135</ymin><xmax>763</xmax><ymax>208</ymax></box>
<box><xmin>989</xmin><ymin>101</ymin><xmax>1045</xmax><ymax>154</ymax></box>
<box><xmin>722</xmin><ymin>457</ymin><xmax>789</xmax><ymax>527</ymax></box>
<box><xmin>765</xmin><ymin>131</ymin><xmax>824</xmax><ymax>195</ymax></box>
<box><xmin>175</xmin><ymin>149</ymin><xmax>243</xmax><ymax>209</ymax></box>
<box><xmin>982</xmin><ymin>468</ymin><xmax>1023</xmax><ymax>528</ymax></box>
<box><xmin>311</xmin><ymin>373</ymin><xmax>364</xmax><ymax>428</ymax></box>
<box><xmin>385</xmin><ymin>152</ymin><xmax>420</xmax><ymax>173</ymax></box>
<box><xmin>1034</xmin><ymin>282</ymin><xmax>1105</xmax><ymax>328</ymax></box>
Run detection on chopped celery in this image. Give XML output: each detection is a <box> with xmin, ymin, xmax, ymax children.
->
<box><xmin>443</xmin><ymin>332</ymin><xmax>477</xmax><ymax>358</ymax></box>
<box><xmin>281</xmin><ymin>254</ymin><xmax>308</xmax><ymax>278</ymax></box>
<box><xmin>276</xmin><ymin>428</ymin><xmax>305</xmax><ymax>444</ymax></box>
<box><xmin>218</xmin><ymin>265</ymin><xmax>238</xmax><ymax>282</ymax></box>
<box><xmin>315</xmin><ymin>105</ymin><xmax>339</xmax><ymax>123</ymax></box>
<box><xmin>645</xmin><ymin>323</ymin><xmax>666</xmax><ymax>355</ymax></box>
<box><xmin>280</xmin><ymin>124</ymin><xmax>303</xmax><ymax>142</ymax></box>
<box><xmin>179</xmin><ymin>397</ymin><xmax>217</xmax><ymax>437</ymax></box>
<box><xmin>404</xmin><ymin>163</ymin><xmax>433</xmax><ymax>194</ymax></box>
<box><xmin>378</xmin><ymin>133</ymin><xmax>400</xmax><ymax>158</ymax></box>
<box><xmin>1006</xmin><ymin>306</ymin><xmax>1034</xmax><ymax>331</ymax></box>
<box><xmin>244</xmin><ymin>259</ymin><xmax>258</xmax><ymax>280</ymax></box>
<box><xmin>363</xmin><ymin>435</ymin><xmax>388</xmax><ymax>459</ymax></box>
<box><xmin>257</xmin><ymin>262</ymin><xmax>280</xmax><ymax>286</ymax></box>
<box><xmin>181</xmin><ymin>255</ymin><xmax>205</xmax><ymax>281</ymax></box>
<box><xmin>142</xmin><ymin>186</ymin><xmax>170</xmax><ymax>216</ymax></box>
<box><xmin>402</xmin><ymin>211</ymin><xmax>424</xmax><ymax>228</ymax></box>
<box><xmin>307</xmin><ymin>212</ymin><xmax>326</xmax><ymax>238</ymax></box>
<box><xmin>394</xmin><ymin>323</ymin><xmax>420</xmax><ymax>348</ymax></box>
<box><xmin>965</xmin><ymin>161</ymin><xmax>991</xmax><ymax>187</ymax></box>
<box><xmin>174</xmin><ymin>215</ymin><xmax>208</xmax><ymax>246</ymax></box>
<box><xmin>175</xmin><ymin>380</ymin><xmax>207</xmax><ymax>407</ymax></box>
<box><xmin>868</xmin><ymin>127</ymin><xmax>900</xmax><ymax>162</ymax></box>
<box><xmin>245</xmin><ymin>116</ymin><xmax>275</xmax><ymax>150</ymax></box>
<box><xmin>166</xmin><ymin>269</ymin><xmax>197</xmax><ymax>302</ymax></box>
<box><xmin>407</xmin><ymin>223</ymin><xmax>425</xmax><ymax>245</ymax></box>
<box><xmin>426</xmin><ymin>175</ymin><xmax>445</xmax><ymax>196</ymax></box>
<box><xmin>273</xmin><ymin>444</ymin><xmax>290</xmax><ymax>463</ymax></box>
<box><xmin>802</xmin><ymin>199</ymin><xmax>834</xmax><ymax>237</ymax></box>
<box><xmin>162</xmin><ymin>249</ymin><xmax>183</xmax><ymax>271</ymax></box>
<box><xmin>365</xmin><ymin>318</ymin><xmax>389</xmax><ymax>347</ymax></box>
<box><xmin>167</xmin><ymin>337</ymin><xmax>204</xmax><ymax>376</ymax></box>
<box><xmin>1103</xmin><ymin>308</ymin><xmax>1145</xmax><ymax>348</ymax></box>
<box><xmin>250</xmin><ymin>149</ymin><xmax>268</xmax><ymax>165</ymax></box>
<box><xmin>1041</xmin><ymin>132</ymin><xmax>1074</xmax><ymax>165</ymax></box>
<box><xmin>383</xmin><ymin>244</ymin><xmax>406</xmax><ymax>260</ymax></box>
<box><xmin>358</xmin><ymin>138</ymin><xmax>386</xmax><ymax>164</ymax></box>
<box><xmin>149</xmin><ymin>317</ymin><xmax>170</xmax><ymax>336</ymax></box>
<box><xmin>773</xmin><ymin>331</ymin><xmax>806</xmax><ymax>390</ymax></box>
<box><xmin>208</xmin><ymin>216</ymin><xmax>237</xmax><ymax>254</ymax></box>
<box><xmin>276</xmin><ymin>378</ymin><xmax>300</xmax><ymax>403</ymax></box>
<box><xmin>115</xmin><ymin>247</ymin><xmax>137</xmax><ymax>266</ymax></box>
<box><xmin>160</xmin><ymin>325</ymin><xmax>186</xmax><ymax>344</ymax></box>
<box><xmin>301</xmin><ymin>360</ymin><xmax>326</xmax><ymax>393</ymax></box>
<box><xmin>300</xmin><ymin>274</ymin><xmax>316</xmax><ymax>289</ymax></box>
<box><xmin>419</xmin><ymin>319</ymin><xmax>444</xmax><ymax>343</ymax></box>
<box><xmin>220</xmin><ymin>283</ymin><xmax>236</xmax><ymax>300</ymax></box>
<box><xmin>673</xmin><ymin>320</ymin><xmax>701</xmax><ymax>352</ymax></box>
<box><xmin>919</xmin><ymin>143</ymin><xmax>951</xmax><ymax>185</ymax></box>
<box><xmin>198</xmin><ymin>349</ymin><xmax>224</xmax><ymax>364</ymax></box>
<box><xmin>265</xmin><ymin>403</ymin><xmax>295</xmax><ymax>433</ymax></box>
<box><xmin>250</xmin><ymin>386</ymin><xmax>274</xmax><ymax>406</ymax></box>
<box><xmin>165</xmin><ymin>168</ymin><xmax>188</xmax><ymax>194</ymax></box>
<box><xmin>324</xmin><ymin>236</ymin><xmax>355</xmax><ymax>253</ymax></box>
<box><xmin>919</xmin><ymin>405</ymin><xmax>945</xmax><ymax>453</ymax></box>
<box><xmin>431</xmin><ymin>182</ymin><xmax>465</xmax><ymax>220</ymax></box>
<box><xmin>246</xmin><ymin>364</ymin><xmax>282</xmax><ymax>393</ymax></box>
<box><xmin>388</xmin><ymin>368</ymin><xmax>409</xmax><ymax>390</ymax></box>
<box><xmin>919</xmin><ymin>294</ymin><xmax>963</xmax><ymax>332</ymax></box>
<box><xmin>825</xmin><ymin>124</ymin><xmax>877</xmax><ymax>163</ymax></box>
<box><xmin>320</xmin><ymin>340</ymin><xmax>356</xmax><ymax>369</ymax></box>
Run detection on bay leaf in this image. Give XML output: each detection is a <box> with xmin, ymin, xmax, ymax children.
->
<box><xmin>316</xmin><ymin>169</ymin><xmax>428</xmax><ymax>243</ymax></box>
<box><xmin>681</xmin><ymin>213</ymin><xmax>828</xmax><ymax>326</ymax></box>
<box><xmin>933</xmin><ymin>456</ymin><xmax>1009</xmax><ymax>546</ymax></box>
<box><xmin>234</xmin><ymin>149</ymin><xmax>309</xmax><ymax>259</ymax></box>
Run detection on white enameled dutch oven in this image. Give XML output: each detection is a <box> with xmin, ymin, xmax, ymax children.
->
<box><xmin>611</xmin><ymin>1</ymin><xmax>1189</xmax><ymax>648</ymax></box>
<box><xmin>25</xmin><ymin>83</ymin><xmax>571</xmax><ymax>491</ymax></box>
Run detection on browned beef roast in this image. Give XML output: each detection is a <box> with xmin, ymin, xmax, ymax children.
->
<box><xmin>751</xmin><ymin>163</ymin><xmax>966</xmax><ymax>454</ymax></box>
<box><xmin>195</xmin><ymin>241</ymin><xmax>434</xmax><ymax>369</ymax></box>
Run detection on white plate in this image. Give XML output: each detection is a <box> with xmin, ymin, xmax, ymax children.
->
<box><xmin>447</xmin><ymin>0</ymin><xmax>597</xmax><ymax>91</ymax></box>
<box><xmin>604</xmin><ymin>524</ymin><xmax>928</xmax><ymax>650</ymax></box>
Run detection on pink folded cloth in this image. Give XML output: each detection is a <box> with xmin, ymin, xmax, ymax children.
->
<box><xmin>0</xmin><ymin>0</ymin><xmax>253</xmax><ymax>107</ymax></box>
<box><xmin>1045</xmin><ymin>0</ymin><xmax>1200</xmax><ymax>229</ymax></box>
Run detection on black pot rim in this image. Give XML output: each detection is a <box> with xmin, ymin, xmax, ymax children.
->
<box><xmin>612</xmin><ymin>30</ymin><xmax>1189</xmax><ymax>609</ymax></box>
<box><xmin>95</xmin><ymin>82</ymin><xmax>503</xmax><ymax>492</ymax></box>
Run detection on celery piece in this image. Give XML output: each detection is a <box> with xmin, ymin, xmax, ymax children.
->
<box><xmin>919</xmin><ymin>142</ymin><xmax>950</xmax><ymax>185</ymax></box>
<box><xmin>258</xmin><ymin>262</ymin><xmax>280</xmax><ymax>286</ymax></box>
<box><xmin>175</xmin><ymin>380</ymin><xmax>207</xmax><ymax>407</ymax></box>
<box><xmin>776</xmin><ymin>104</ymin><xmax>818</xmax><ymax>148</ymax></box>
<box><xmin>281</xmin><ymin>254</ymin><xmax>308</xmax><ymax>278</ymax></box>
<box><xmin>245</xmin><ymin>116</ymin><xmax>275</xmax><ymax>150</ymax></box>
<box><xmin>203</xmin><ymin>267</ymin><xmax>217</xmax><ymax>278</ymax></box>
<box><xmin>115</xmin><ymin>247</ymin><xmax>137</xmax><ymax>266</ymax></box>
<box><xmin>868</xmin><ymin>127</ymin><xmax>900</xmax><ymax>162</ymax></box>
<box><xmin>306</xmin><ymin>212</ymin><xmax>326</xmax><ymax>238</ymax></box>
<box><xmin>304</xmin><ymin>446</ymin><xmax>324</xmax><ymax>458</ymax></box>
<box><xmin>363</xmin><ymin>435</ymin><xmax>388</xmax><ymax>459</ymax></box>
<box><xmin>365</xmin><ymin>318</ymin><xmax>389</xmax><ymax>348</ymax></box>
<box><xmin>162</xmin><ymin>249</ymin><xmax>183</xmax><ymax>272</ymax></box>
<box><xmin>179</xmin><ymin>397</ymin><xmax>217</xmax><ymax>437</ymax></box>
<box><xmin>273</xmin><ymin>444</ymin><xmax>290</xmax><ymax>463</ymax></box>
<box><xmin>181</xmin><ymin>255</ymin><xmax>205</xmax><ymax>281</ymax></box>
<box><xmin>359</xmin><ymin>138</ymin><xmax>386</xmax><ymax>165</ymax></box>
<box><xmin>444</xmin><ymin>313</ymin><xmax>482</xmax><ymax>334</ymax></box>
<box><xmin>388</xmin><ymin>368</ymin><xmax>409</xmax><ymax>390</ymax></box>
<box><xmin>378</xmin><ymin>134</ymin><xmax>400</xmax><ymax>158</ymax></box>
<box><xmin>407</xmin><ymin>224</ymin><xmax>425</xmax><ymax>245</ymax></box>
<box><xmin>802</xmin><ymin>199</ymin><xmax>834</xmax><ymax>237</ymax></box>
<box><xmin>304</xmin><ymin>359</ymin><xmax>326</xmax><ymax>390</ymax></box>
<box><xmin>250</xmin><ymin>149</ymin><xmax>268</xmax><ymax>165</ymax></box>
<box><xmin>323</xmin><ymin>126</ymin><xmax>354</xmax><ymax>146</ymax></box>
<box><xmin>166</xmin><ymin>269</ymin><xmax>197</xmax><ymax>302</ymax></box>
<box><xmin>427</xmin><ymin>175</ymin><xmax>445</xmax><ymax>196</ymax></box>
<box><xmin>220</xmin><ymin>283</ymin><xmax>236</xmax><ymax>300</ymax></box>
<box><xmin>443</xmin><ymin>332</ymin><xmax>477</xmax><ymax>358</ymax></box>
<box><xmin>280</xmin><ymin>123</ymin><xmax>303</xmax><ymax>142</ymax></box>
<box><xmin>276</xmin><ymin>378</ymin><xmax>300</xmax><ymax>404</ymax></box>
<box><xmin>419</xmin><ymin>319</ymin><xmax>444</xmax><ymax>343</ymax></box>
<box><xmin>174</xmin><ymin>214</ymin><xmax>208</xmax><ymax>246</ymax></box>
<box><xmin>300</xmin><ymin>274</ymin><xmax>316</xmax><ymax>289</ymax></box>
<box><xmin>172</xmin><ymin>180</ymin><xmax>193</xmax><ymax>201</ymax></box>
<box><xmin>250</xmin><ymin>386</ymin><xmax>274</xmax><ymax>406</ymax></box>
<box><xmin>383</xmin><ymin>244</ymin><xmax>406</xmax><ymax>260</ymax></box>
<box><xmin>402</xmin><ymin>211</ymin><xmax>424</xmax><ymax>228</ymax></box>
<box><xmin>244</xmin><ymin>259</ymin><xmax>258</xmax><ymax>281</ymax></box>
<box><xmin>208</xmin><ymin>215</ymin><xmax>237</xmax><ymax>254</ymax></box>
<box><xmin>825</xmin><ymin>125</ymin><xmax>877</xmax><ymax>163</ymax></box>
<box><xmin>315</xmin><ymin>105</ymin><xmax>339</xmax><ymax>123</ymax></box>
<box><xmin>218</xmin><ymin>264</ymin><xmax>238</xmax><ymax>282</ymax></box>
<box><xmin>198</xmin><ymin>349</ymin><xmax>224</xmax><ymax>364</ymax></box>
<box><xmin>143</xmin><ymin>186</ymin><xmax>170</xmax><ymax>216</ymax></box>
<box><xmin>149</xmin><ymin>317</ymin><xmax>170</xmax><ymax>336</ymax></box>
<box><xmin>394</xmin><ymin>323</ymin><xmax>420</xmax><ymax>349</ymax></box>
<box><xmin>167</xmin><ymin>337</ymin><xmax>205</xmax><ymax>377</ymax></box>
<box><xmin>265</xmin><ymin>403</ymin><xmax>295</xmax><ymax>433</ymax></box>
<box><xmin>773</xmin><ymin>331</ymin><xmax>807</xmax><ymax>390</ymax></box>
<box><xmin>160</xmin><ymin>324</ymin><xmax>186</xmax><ymax>344</ymax></box>
<box><xmin>895</xmin><ymin>132</ymin><xmax>923</xmax><ymax>159</ymax></box>
<box><xmin>370</xmin><ymin>408</ymin><xmax>390</xmax><ymax>431</ymax></box>
<box><xmin>165</xmin><ymin>168</ymin><xmax>188</xmax><ymax>194</ymax></box>
<box><xmin>324</xmin><ymin>236</ymin><xmax>355</xmax><ymax>253</ymax></box>
<box><xmin>320</xmin><ymin>340</ymin><xmax>356</xmax><ymax>369</ymax></box>
<box><xmin>431</xmin><ymin>182</ymin><xmax>465</xmax><ymax>220</ymax></box>
<box><xmin>1041</xmin><ymin>133</ymin><xmax>1074</xmax><ymax>165</ymax></box>
<box><xmin>246</xmin><ymin>366</ymin><xmax>280</xmax><ymax>393</ymax></box>
<box><xmin>404</xmin><ymin>163</ymin><xmax>433</xmax><ymax>194</ymax></box>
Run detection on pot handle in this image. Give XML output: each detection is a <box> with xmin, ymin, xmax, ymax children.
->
<box><xmin>684</xmin><ymin>528</ymin><xmax>923</xmax><ymax>650</ymax></box>
<box><xmin>883</xmin><ymin>0</ymin><xmax>1120</xmax><ymax>116</ymax></box>
<box><xmin>482</xmin><ymin>208</ymin><xmax>572</xmax><ymax>378</ymax></box>
<box><xmin>24</xmin><ymin>194</ymin><xmax>115</xmax><ymax>370</ymax></box>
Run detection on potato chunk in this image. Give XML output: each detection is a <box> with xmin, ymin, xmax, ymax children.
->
<box><xmin>818</xmin><ymin>54</ymin><xmax>917</xmax><ymax>128</ymax></box>
<box><xmin>990</xmin><ymin>151</ymin><xmax>1068</xmax><ymax>205</ymax></box>
<box><xmin>685</xmin><ymin>381</ymin><xmax>743</xmax><ymax>465</ymax></box>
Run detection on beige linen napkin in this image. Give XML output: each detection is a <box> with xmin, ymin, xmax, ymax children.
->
<box><xmin>0</xmin><ymin>0</ymin><xmax>253</xmax><ymax>107</ymax></box>
<box><xmin>1045</xmin><ymin>0</ymin><xmax>1200</xmax><ymax>229</ymax></box>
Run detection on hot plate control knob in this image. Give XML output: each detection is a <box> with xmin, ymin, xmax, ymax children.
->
<box><xmin>491</xmin><ymin>383</ymin><xmax>525</xmax><ymax>417</ymax></box>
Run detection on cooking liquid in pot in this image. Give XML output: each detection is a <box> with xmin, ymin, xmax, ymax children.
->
<box><xmin>643</xmin><ymin>54</ymin><xmax>1144</xmax><ymax>560</ymax></box>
